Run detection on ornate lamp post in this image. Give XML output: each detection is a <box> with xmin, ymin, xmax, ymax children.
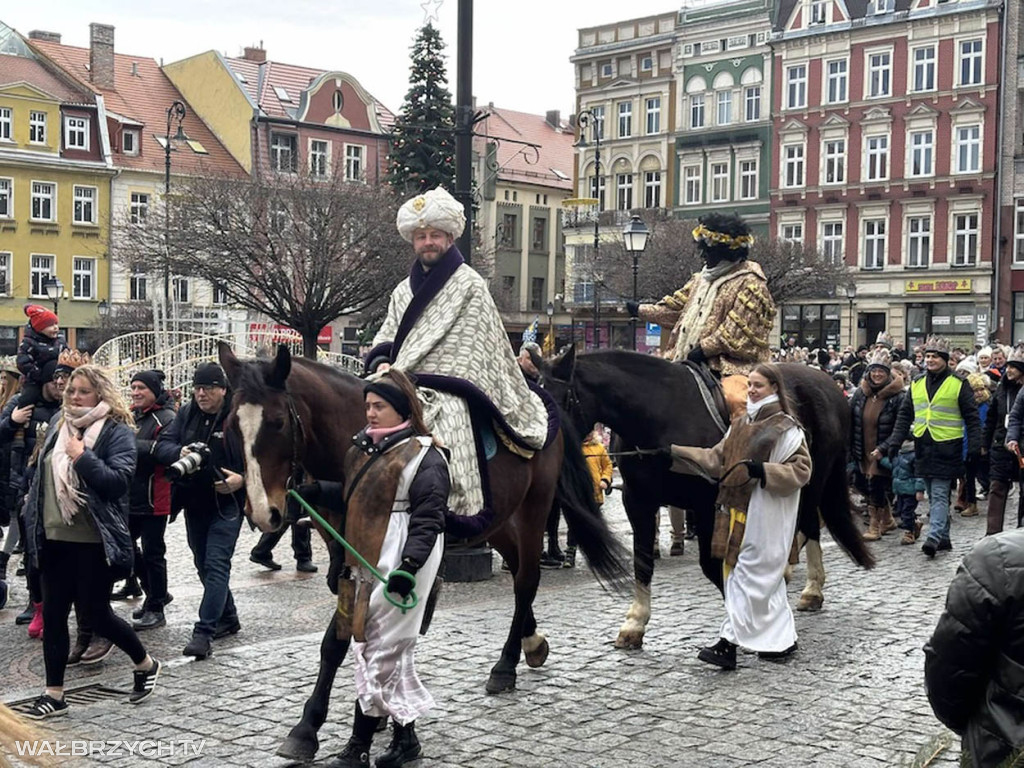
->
<box><xmin>164</xmin><ymin>101</ymin><xmax>187</xmax><ymax>331</ymax></box>
<box><xmin>576</xmin><ymin>108</ymin><xmax>602</xmax><ymax>349</ymax></box>
<box><xmin>845</xmin><ymin>282</ymin><xmax>858</xmax><ymax>347</ymax></box>
<box><xmin>622</xmin><ymin>215</ymin><xmax>650</xmax><ymax>350</ymax></box>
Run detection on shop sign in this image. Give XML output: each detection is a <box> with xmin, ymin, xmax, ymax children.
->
<box><xmin>904</xmin><ymin>279</ymin><xmax>972</xmax><ymax>294</ymax></box>
<box><xmin>248</xmin><ymin>323</ymin><xmax>333</xmax><ymax>345</ymax></box>
<box><xmin>932</xmin><ymin>316</ymin><xmax>951</xmax><ymax>325</ymax></box>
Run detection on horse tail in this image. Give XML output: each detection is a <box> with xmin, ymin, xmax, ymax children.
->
<box><xmin>555</xmin><ymin>414</ymin><xmax>632</xmax><ymax>592</ymax></box>
<box><xmin>819</xmin><ymin>453</ymin><xmax>876</xmax><ymax>569</ymax></box>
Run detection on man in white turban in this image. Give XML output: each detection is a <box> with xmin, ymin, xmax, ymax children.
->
<box><xmin>366</xmin><ymin>188</ymin><xmax>553</xmax><ymax>530</ymax></box>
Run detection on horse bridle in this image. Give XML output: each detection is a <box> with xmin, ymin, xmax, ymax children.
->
<box><xmin>541</xmin><ymin>356</ymin><xmax>581</xmax><ymax>416</ymax></box>
<box><xmin>284</xmin><ymin>390</ymin><xmax>307</xmax><ymax>491</ymax></box>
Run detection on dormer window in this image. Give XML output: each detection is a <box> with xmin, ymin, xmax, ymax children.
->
<box><xmin>872</xmin><ymin>0</ymin><xmax>894</xmax><ymax>14</ymax></box>
<box><xmin>810</xmin><ymin>0</ymin><xmax>827</xmax><ymax>24</ymax></box>
<box><xmin>122</xmin><ymin>129</ymin><xmax>139</xmax><ymax>156</ymax></box>
<box><xmin>65</xmin><ymin>116</ymin><xmax>89</xmax><ymax>150</ymax></box>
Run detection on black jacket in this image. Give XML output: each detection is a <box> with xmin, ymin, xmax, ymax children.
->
<box><xmin>23</xmin><ymin>417</ymin><xmax>137</xmax><ymax>579</ymax></box>
<box><xmin>985</xmin><ymin>378</ymin><xmax>1022</xmax><ymax>450</ymax></box>
<box><xmin>880</xmin><ymin>367</ymin><xmax>982</xmax><ymax>480</ymax></box>
<box><xmin>16</xmin><ymin>326</ymin><xmax>67</xmax><ymax>384</ymax></box>
<box><xmin>130</xmin><ymin>393</ymin><xmax>176</xmax><ymax>516</ymax></box>
<box><xmin>154</xmin><ymin>395</ymin><xmax>245</xmax><ymax>516</ymax></box>
<box><xmin>0</xmin><ymin>392</ymin><xmax>62</xmax><ymax>506</ymax></box>
<box><xmin>849</xmin><ymin>376</ymin><xmax>905</xmax><ymax>463</ymax></box>
<box><xmin>925</xmin><ymin>529</ymin><xmax>1024</xmax><ymax>767</ymax></box>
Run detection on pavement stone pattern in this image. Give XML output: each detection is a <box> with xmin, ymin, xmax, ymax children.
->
<box><xmin>0</xmin><ymin>486</ymin><xmax>1005</xmax><ymax>767</ymax></box>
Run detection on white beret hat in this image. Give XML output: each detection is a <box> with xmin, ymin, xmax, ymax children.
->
<box><xmin>396</xmin><ymin>187</ymin><xmax>466</xmax><ymax>242</ymax></box>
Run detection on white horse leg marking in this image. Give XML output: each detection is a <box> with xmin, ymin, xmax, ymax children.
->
<box><xmin>236</xmin><ymin>403</ymin><xmax>273</xmax><ymax>529</ymax></box>
<box><xmin>619</xmin><ymin>583</ymin><xmax>652</xmax><ymax>637</ymax></box>
<box><xmin>522</xmin><ymin>632</ymin><xmax>546</xmax><ymax>654</ymax></box>
<box><xmin>797</xmin><ymin>538</ymin><xmax>826</xmax><ymax>611</ymax></box>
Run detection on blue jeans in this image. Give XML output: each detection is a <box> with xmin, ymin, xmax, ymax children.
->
<box><xmin>924</xmin><ymin>477</ymin><xmax>953</xmax><ymax>544</ymax></box>
<box><xmin>184</xmin><ymin>506</ymin><xmax>242</xmax><ymax>637</ymax></box>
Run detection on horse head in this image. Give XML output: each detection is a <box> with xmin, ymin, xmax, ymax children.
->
<box><xmin>219</xmin><ymin>342</ymin><xmax>300</xmax><ymax>533</ymax></box>
<box><xmin>536</xmin><ymin>344</ymin><xmax>594</xmax><ymax>438</ymax></box>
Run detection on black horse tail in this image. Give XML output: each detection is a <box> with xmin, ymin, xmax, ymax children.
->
<box><xmin>555</xmin><ymin>413</ymin><xmax>632</xmax><ymax>593</ymax></box>
<box><xmin>819</xmin><ymin>454</ymin><xmax>876</xmax><ymax>569</ymax></box>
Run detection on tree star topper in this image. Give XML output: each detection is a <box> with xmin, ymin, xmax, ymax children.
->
<box><xmin>421</xmin><ymin>0</ymin><xmax>443</xmax><ymax>24</ymax></box>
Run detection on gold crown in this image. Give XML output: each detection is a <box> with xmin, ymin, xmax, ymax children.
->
<box><xmin>692</xmin><ymin>223</ymin><xmax>755</xmax><ymax>250</ymax></box>
<box><xmin>56</xmin><ymin>349</ymin><xmax>91</xmax><ymax>370</ymax></box>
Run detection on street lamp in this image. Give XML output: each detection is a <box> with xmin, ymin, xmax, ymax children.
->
<box><xmin>576</xmin><ymin>107</ymin><xmax>602</xmax><ymax>349</ymax></box>
<box><xmin>845</xmin><ymin>282</ymin><xmax>858</xmax><ymax>347</ymax></box>
<box><xmin>164</xmin><ymin>100</ymin><xmax>187</xmax><ymax>321</ymax></box>
<box><xmin>546</xmin><ymin>300</ymin><xmax>554</xmax><ymax>353</ymax></box>
<box><xmin>43</xmin><ymin>276</ymin><xmax>63</xmax><ymax>314</ymax></box>
<box><xmin>97</xmin><ymin>300</ymin><xmax>109</xmax><ymax>318</ymax></box>
<box><xmin>622</xmin><ymin>215</ymin><xmax>650</xmax><ymax>350</ymax></box>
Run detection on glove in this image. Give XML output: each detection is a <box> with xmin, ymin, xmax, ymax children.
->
<box><xmin>295</xmin><ymin>481</ymin><xmax>322</xmax><ymax>503</ymax></box>
<box><xmin>744</xmin><ymin>460</ymin><xmax>765</xmax><ymax>484</ymax></box>
<box><xmin>625</xmin><ymin>300</ymin><xmax>640</xmax><ymax>319</ymax></box>
<box><xmin>386</xmin><ymin>562</ymin><xmax>418</xmax><ymax>599</ymax></box>
<box><xmin>687</xmin><ymin>345</ymin><xmax>707</xmax><ymax>365</ymax></box>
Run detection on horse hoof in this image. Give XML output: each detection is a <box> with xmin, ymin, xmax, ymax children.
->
<box><xmin>277</xmin><ymin>733</ymin><xmax>318</xmax><ymax>762</ymax></box>
<box><xmin>614</xmin><ymin>631</ymin><xmax>644</xmax><ymax>650</ymax></box>
<box><xmin>525</xmin><ymin>638</ymin><xmax>549</xmax><ymax>668</ymax></box>
<box><xmin>796</xmin><ymin>594</ymin><xmax>823</xmax><ymax>612</ymax></box>
<box><xmin>485</xmin><ymin>671</ymin><xmax>516</xmax><ymax>694</ymax></box>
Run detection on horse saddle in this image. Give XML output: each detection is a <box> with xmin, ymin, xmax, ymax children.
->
<box><xmin>679</xmin><ymin>361</ymin><xmax>748</xmax><ymax>431</ymax></box>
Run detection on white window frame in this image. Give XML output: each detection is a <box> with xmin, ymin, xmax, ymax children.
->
<box><xmin>710</xmin><ymin>161</ymin><xmax>730</xmax><ymax>203</ymax></box>
<box><xmin>780</xmin><ymin>222</ymin><xmax>804</xmax><ymax>245</ymax></box>
<box><xmin>0</xmin><ymin>177</ymin><xmax>11</xmax><ymax>219</ymax></box>
<box><xmin>954</xmin><ymin>124</ymin><xmax>982</xmax><ymax>173</ymax></box>
<box><xmin>618</xmin><ymin>102</ymin><xmax>632</xmax><ymax>139</ymax></box>
<box><xmin>65</xmin><ymin>115</ymin><xmax>89</xmax><ymax>150</ymax></box>
<box><xmin>590</xmin><ymin>105</ymin><xmax>606</xmax><ymax>140</ymax></box>
<box><xmin>615</xmin><ymin>173</ymin><xmax>633</xmax><ymax>211</ymax></box>
<box><xmin>172</xmin><ymin>276</ymin><xmax>190</xmax><ymax>304</ymax></box>
<box><xmin>825</xmin><ymin>59</ymin><xmax>848</xmax><ymax>104</ymax></box>
<box><xmin>270</xmin><ymin>132</ymin><xmax>298</xmax><ymax>173</ymax></box>
<box><xmin>0</xmin><ymin>107</ymin><xmax>10</xmax><ymax>142</ymax></box>
<box><xmin>738</xmin><ymin>159</ymin><xmax>757</xmax><ymax>200</ymax></box>
<box><xmin>309</xmin><ymin>138</ymin><xmax>330</xmax><ymax>179</ymax></box>
<box><xmin>952</xmin><ymin>212</ymin><xmax>980</xmax><ymax>266</ymax></box>
<box><xmin>744</xmin><ymin>86</ymin><xmax>761</xmax><ymax>122</ymax></box>
<box><xmin>958</xmin><ymin>39</ymin><xmax>984</xmax><ymax>87</ymax></box>
<box><xmin>29</xmin><ymin>111</ymin><xmax>47</xmax><ymax>144</ymax></box>
<box><xmin>810</xmin><ymin>0</ymin><xmax>827</xmax><ymax>24</ymax></box>
<box><xmin>910</xmin><ymin>46</ymin><xmax>936</xmax><ymax>93</ymax></box>
<box><xmin>683</xmin><ymin>164</ymin><xmax>703</xmax><ymax>205</ymax></box>
<box><xmin>129</xmin><ymin>272</ymin><xmax>147</xmax><ymax>302</ymax></box>
<box><xmin>1015</xmin><ymin>199</ymin><xmax>1024</xmax><ymax>265</ymax></box>
<box><xmin>72</xmin><ymin>257</ymin><xmax>96</xmax><ymax>300</ymax></box>
<box><xmin>643</xmin><ymin>171</ymin><xmax>661</xmax><ymax>208</ymax></box>
<box><xmin>690</xmin><ymin>95</ymin><xmax>705</xmax><ymax>129</ymax></box>
<box><xmin>30</xmin><ymin>181</ymin><xmax>56</xmax><ymax>222</ymax></box>
<box><xmin>823</xmin><ymin>138</ymin><xmax>847</xmax><ymax>185</ymax></box>
<box><xmin>716</xmin><ymin>91</ymin><xmax>732</xmax><ymax>126</ymax></box>
<box><xmin>645</xmin><ymin>97</ymin><xmax>661</xmax><ymax>135</ymax></box>
<box><xmin>863</xmin><ymin>218</ymin><xmax>887</xmax><ymax>270</ymax></box>
<box><xmin>129</xmin><ymin>192</ymin><xmax>149</xmax><ymax>225</ymax></box>
<box><xmin>866</xmin><ymin>50</ymin><xmax>892</xmax><ymax>99</ymax></box>
<box><xmin>906</xmin><ymin>215</ymin><xmax>932</xmax><ymax>268</ymax></box>
<box><xmin>29</xmin><ymin>254</ymin><xmax>54</xmax><ymax>298</ymax></box>
<box><xmin>783</xmin><ymin>143</ymin><xmax>805</xmax><ymax>188</ymax></box>
<box><xmin>908</xmin><ymin>129</ymin><xmax>935</xmax><ymax>177</ymax></box>
<box><xmin>72</xmin><ymin>185</ymin><xmax>97</xmax><ymax>226</ymax></box>
<box><xmin>640</xmin><ymin>55</ymin><xmax>654</xmax><ymax>72</ymax></box>
<box><xmin>211</xmin><ymin>281</ymin><xmax>229</xmax><ymax>305</ymax></box>
<box><xmin>601</xmin><ymin>63</ymin><xmax>613</xmax><ymax>78</ymax></box>
<box><xmin>344</xmin><ymin>144</ymin><xmax>364</xmax><ymax>182</ymax></box>
<box><xmin>821</xmin><ymin>220</ymin><xmax>844</xmax><ymax>265</ymax></box>
<box><xmin>864</xmin><ymin>134</ymin><xmax>890</xmax><ymax>182</ymax></box>
<box><xmin>0</xmin><ymin>252</ymin><xmax>10</xmax><ymax>295</ymax></box>
<box><xmin>786</xmin><ymin>64</ymin><xmax>807</xmax><ymax>109</ymax></box>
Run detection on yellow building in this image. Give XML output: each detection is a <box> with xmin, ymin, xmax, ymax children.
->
<box><xmin>0</xmin><ymin>23</ymin><xmax>113</xmax><ymax>352</ymax></box>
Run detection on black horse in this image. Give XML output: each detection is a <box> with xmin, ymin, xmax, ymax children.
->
<box><xmin>539</xmin><ymin>347</ymin><xmax>874</xmax><ymax>649</ymax></box>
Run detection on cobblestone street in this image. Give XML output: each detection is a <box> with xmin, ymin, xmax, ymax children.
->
<box><xmin>0</xmin><ymin>487</ymin><xmax>996</xmax><ymax>767</ymax></box>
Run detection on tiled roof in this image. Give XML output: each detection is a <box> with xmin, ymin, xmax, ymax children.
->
<box><xmin>0</xmin><ymin>47</ymin><xmax>93</xmax><ymax>104</ymax></box>
<box><xmin>475</xmin><ymin>105</ymin><xmax>575</xmax><ymax>191</ymax></box>
<box><xmin>31</xmin><ymin>40</ymin><xmax>244</xmax><ymax>177</ymax></box>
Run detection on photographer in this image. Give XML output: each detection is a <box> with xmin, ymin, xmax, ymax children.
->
<box><xmin>154</xmin><ymin>362</ymin><xmax>244</xmax><ymax>659</ymax></box>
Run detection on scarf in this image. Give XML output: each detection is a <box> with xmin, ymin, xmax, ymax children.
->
<box><xmin>746</xmin><ymin>393</ymin><xmax>779</xmax><ymax>419</ymax></box>
<box><xmin>366</xmin><ymin>419</ymin><xmax>412</xmax><ymax>445</ymax></box>
<box><xmin>53</xmin><ymin>402</ymin><xmax>111</xmax><ymax>524</ymax></box>
<box><xmin>701</xmin><ymin>260</ymin><xmax>741</xmax><ymax>283</ymax></box>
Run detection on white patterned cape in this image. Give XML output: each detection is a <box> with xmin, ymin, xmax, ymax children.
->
<box><xmin>372</xmin><ymin>264</ymin><xmax>549</xmax><ymax>516</ymax></box>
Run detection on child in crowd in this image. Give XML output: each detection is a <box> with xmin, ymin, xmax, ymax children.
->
<box><xmin>16</xmin><ymin>304</ymin><xmax>67</xmax><ymax>407</ymax></box>
<box><xmin>563</xmin><ymin>425</ymin><xmax>614</xmax><ymax>569</ymax></box>
<box><xmin>887</xmin><ymin>438</ymin><xmax>926</xmax><ymax>545</ymax></box>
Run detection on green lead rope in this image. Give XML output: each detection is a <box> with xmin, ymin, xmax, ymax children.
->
<box><xmin>286</xmin><ymin>489</ymin><xmax>418</xmax><ymax>613</ymax></box>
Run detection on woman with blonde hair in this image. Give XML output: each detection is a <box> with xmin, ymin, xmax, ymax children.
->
<box><xmin>21</xmin><ymin>365</ymin><xmax>160</xmax><ymax>719</ymax></box>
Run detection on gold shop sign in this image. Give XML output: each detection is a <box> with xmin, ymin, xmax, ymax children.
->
<box><xmin>904</xmin><ymin>279</ymin><xmax>972</xmax><ymax>294</ymax></box>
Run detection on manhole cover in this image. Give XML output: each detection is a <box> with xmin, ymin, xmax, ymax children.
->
<box><xmin>8</xmin><ymin>684</ymin><xmax>127</xmax><ymax>713</ymax></box>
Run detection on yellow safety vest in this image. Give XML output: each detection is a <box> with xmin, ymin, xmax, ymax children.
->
<box><xmin>911</xmin><ymin>374</ymin><xmax>964</xmax><ymax>441</ymax></box>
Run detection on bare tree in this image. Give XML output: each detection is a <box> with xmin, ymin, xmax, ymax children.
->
<box><xmin>91</xmin><ymin>303</ymin><xmax>155</xmax><ymax>348</ymax></box>
<box><xmin>117</xmin><ymin>170</ymin><xmax>410</xmax><ymax>358</ymax></box>
<box><xmin>750</xmin><ymin>238</ymin><xmax>853</xmax><ymax>305</ymax></box>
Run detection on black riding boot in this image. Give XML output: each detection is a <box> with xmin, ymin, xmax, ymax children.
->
<box><xmin>328</xmin><ymin>701</ymin><xmax>382</xmax><ymax>768</ymax></box>
<box><xmin>376</xmin><ymin>721</ymin><xmax>421</xmax><ymax>768</ymax></box>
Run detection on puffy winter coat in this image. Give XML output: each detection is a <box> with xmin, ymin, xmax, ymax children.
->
<box><xmin>925</xmin><ymin>528</ymin><xmax>1024</xmax><ymax>767</ymax></box>
<box><xmin>985</xmin><ymin>378</ymin><xmax>1022</xmax><ymax>449</ymax></box>
<box><xmin>16</xmin><ymin>326</ymin><xmax>66</xmax><ymax>384</ymax></box>
<box><xmin>130</xmin><ymin>393</ymin><xmax>176</xmax><ymax>516</ymax></box>
<box><xmin>583</xmin><ymin>438</ymin><xmax>613</xmax><ymax>503</ymax></box>
<box><xmin>887</xmin><ymin>444</ymin><xmax>925</xmax><ymax>497</ymax></box>
<box><xmin>0</xmin><ymin>392</ymin><xmax>62</xmax><ymax>503</ymax></box>
<box><xmin>23</xmin><ymin>417</ymin><xmax>137</xmax><ymax>580</ymax></box>
<box><xmin>849</xmin><ymin>376</ymin><xmax>905</xmax><ymax>465</ymax></box>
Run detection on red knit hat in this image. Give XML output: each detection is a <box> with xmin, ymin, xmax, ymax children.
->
<box><xmin>24</xmin><ymin>304</ymin><xmax>58</xmax><ymax>333</ymax></box>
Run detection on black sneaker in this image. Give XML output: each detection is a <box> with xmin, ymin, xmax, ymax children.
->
<box><xmin>213</xmin><ymin>617</ymin><xmax>241</xmax><ymax>640</ymax></box>
<box><xmin>296</xmin><ymin>559</ymin><xmax>318</xmax><ymax>573</ymax></box>
<box><xmin>697</xmin><ymin>638</ymin><xmax>737</xmax><ymax>670</ymax></box>
<box><xmin>183</xmin><ymin>633</ymin><xmax>213</xmax><ymax>659</ymax></box>
<box><xmin>129</xmin><ymin>659</ymin><xmax>160</xmax><ymax>703</ymax></box>
<box><xmin>135</xmin><ymin>592</ymin><xmax>175</xmax><ymax>619</ymax></box>
<box><xmin>249</xmin><ymin>552</ymin><xmax>282</xmax><ymax>571</ymax></box>
<box><xmin>132</xmin><ymin>611</ymin><xmax>166</xmax><ymax>631</ymax></box>
<box><xmin>922</xmin><ymin>539</ymin><xmax>938</xmax><ymax>558</ymax></box>
<box><xmin>23</xmin><ymin>694</ymin><xmax>68</xmax><ymax>719</ymax></box>
<box><xmin>539</xmin><ymin>553</ymin><xmax>563</xmax><ymax>569</ymax></box>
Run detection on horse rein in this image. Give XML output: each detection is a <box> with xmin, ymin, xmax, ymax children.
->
<box><xmin>284</xmin><ymin>391</ymin><xmax>307</xmax><ymax>491</ymax></box>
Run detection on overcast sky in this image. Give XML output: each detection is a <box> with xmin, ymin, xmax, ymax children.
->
<box><xmin>3</xmin><ymin>0</ymin><xmax>680</xmax><ymax>116</ymax></box>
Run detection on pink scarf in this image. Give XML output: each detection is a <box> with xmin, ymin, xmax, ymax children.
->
<box><xmin>366</xmin><ymin>420</ymin><xmax>412</xmax><ymax>445</ymax></box>
<box><xmin>52</xmin><ymin>402</ymin><xmax>111</xmax><ymax>524</ymax></box>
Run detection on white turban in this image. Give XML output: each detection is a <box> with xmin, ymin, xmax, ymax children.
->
<box><xmin>396</xmin><ymin>187</ymin><xmax>466</xmax><ymax>242</ymax></box>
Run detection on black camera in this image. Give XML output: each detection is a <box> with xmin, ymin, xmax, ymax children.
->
<box><xmin>168</xmin><ymin>442</ymin><xmax>211</xmax><ymax>479</ymax></box>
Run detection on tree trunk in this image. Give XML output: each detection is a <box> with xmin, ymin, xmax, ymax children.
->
<box><xmin>301</xmin><ymin>331</ymin><xmax>319</xmax><ymax>360</ymax></box>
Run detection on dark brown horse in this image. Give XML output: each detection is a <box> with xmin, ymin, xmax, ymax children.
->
<box><xmin>539</xmin><ymin>347</ymin><xmax>874</xmax><ymax>649</ymax></box>
<box><xmin>217</xmin><ymin>343</ymin><xmax>628</xmax><ymax>762</ymax></box>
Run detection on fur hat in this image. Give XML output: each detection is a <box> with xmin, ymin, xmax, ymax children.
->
<box><xmin>396</xmin><ymin>187</ymin><xmax>466</xmax><ymax>243</ymax></box>
<box><xmin>924</xmin><ymin>335</ymin><xmax>951</xmax><ymax>360</ymax></box>
<box><xmin>55</xmin><ymin>348</ymin><xmax>90</xmax><ymax>375</ymax></box>
<box><xmin>23</xmin><ymin>304</ymin><xmax>58</xmax><ymax>333</ymax></box>
<box><xmin>866</xmin><ymin>348</ymin><xmax>892</xmax><ymax>370</ymax></box>
<box><xmin>874</xmin><ymin>331</ymin><xmax>893</xmax><ymax>349</ymax></box>
<box><xmin>1006</xmin><ymin>349</ymin><xmax>1024</xmax><ymax>373</ymax></box>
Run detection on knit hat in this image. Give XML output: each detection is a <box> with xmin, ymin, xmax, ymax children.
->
<box><xmin>924</xmin><ymin>335</ymin><xmax>951</xmax><ymax>361</ymax></box>
<box><xmin>1006</xmin><ymin>349</ymin><xmax>1024</xmax><ymax>373</ymax></box>
<box><xmin>396</xmin><ymin>187</ymin><xmax>466</xmax><ymax>242</ymax></box>
<box><xmin>55</xmin><ymin>349</ymin><xmax>90</xmax><ymax>375</ymax></box>
<box><xmin>363</xmin><ymin>380</ymin><xmax>412</xmax><ymax>419</ymax></box>
<box><xmin>956</xmin><ymin>358</ymin><xmax>978</xmax><ymax>375</ymax></box>
<box><xmin>192</xmin><ymin>362</ymin><xmax>227</xmax><ymax>388</ymax></box>
<box><xmin>23</xmin><ymin>304</ymin><xmax>58</xmax><ymax>333</ymax></box>
<box><xmin>866</xmin><ymin>348</ymin><xmax>892</xmax><ymax>371</ymax></box>
<box><xmin>131</xmin><ymin>369</ymin><xmax>166</xmax><ymax>397</ymax></box>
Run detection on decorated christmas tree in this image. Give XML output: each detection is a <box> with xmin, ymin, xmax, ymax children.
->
<box><xmin>386</xmin><ymin>24</ymin><xmax>456</xmax><ymax>194</ymax></box>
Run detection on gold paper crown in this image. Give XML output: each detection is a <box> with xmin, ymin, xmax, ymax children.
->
<box><xmin>692</xmin><ymin>223</ymin><xmax>755</xmax><ymax>250</ymax></box>
<box><xmin>56</xmin><ymin>349</ymin><xmax>91</xmax><ymax>371</ymax></box>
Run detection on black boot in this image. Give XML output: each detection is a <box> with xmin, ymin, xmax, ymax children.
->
<box><xmin>697</xmin><ymin>637</ymin><xmax>737</xmax><ymax>670</ymax></box>
<box><xmin>328</xmin><ymin>702</ymin><xmax>381</xmax><ymax>768</ymax></box>
<box><xmin>375</xmin><ymin>721</ymin><xmax>421</xmax><ymax>768</ymax></box>
<box><xmin>15</xmin><ymin>599</ymin><xmax>33</xmax><ymax>625</ymax></box>
<box><xmin>110</xmin><ymin>577</ymin><xmax>142</xmax><ymax>601</ymax></box>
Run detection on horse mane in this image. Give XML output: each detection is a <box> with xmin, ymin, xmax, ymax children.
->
<box><xmin>231</xmin><ymin>353</ymin><xmax>361</xmax><ymax>400</ymax></box>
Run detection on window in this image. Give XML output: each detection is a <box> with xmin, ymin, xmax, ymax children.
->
<box><xmin>345</xmin><ymin>145</ymin><xmax>364</xmax><ymax>182</ymax></box>
<box><xmin>310</xmin><ymin>139</ymin><xmax>329</xmax><ymax>178</ymax></box>
<box><xmin>0</xmin><ymin>108</ymin><xmax>10</xmax><ymax>141</ymax></box>
<box><xmin>865</xmin><ymin>135</ymin><xmax>889</xmax><ymax>181</ymax></box>
<box><xmin>783</xmin><ymin>143</ymin><xmax>805</xmax><ymax>188</ymax></box>
<box><xmin>211</xmin><ymin>282</ymin><xmax>228</xmax><ymax>305</ymax></box>
<box><xmin>716</xmin><ymin>91</ymin><xmax>732</xmax><ymax>125</ymax></box>
<box><xmin>644</xmin><ymin>171</ymin><xmax>661</xmax><ymax>208</ymax></box>
<box><xmin>0</xmin><ymin>178</ymin><xmax>11</xmax><ymax>218</ymax></box>
<box><xmin>130</xmin><ymin>272</ymin><xmax>147</xmax><ymax>302</ymax></box>
<box><xmin>30</xmin><ymin>255</ymin><xmax>54</xmax><ymax>297</ymax></box>
<box><xmin>826</xmin><ymin>59</ymin><xmax>848</xmax><ymax>103</ymax></box>
<box><xmin>0</xmin><ymin>252</ymin><xmax>9</xmax><ymax>295</ymax></box>
<box><xmin>72</xmin><ymin>257</ymin><xmax>95</xmax><ymax>299</ymax></box>
<box><xmin>823</xmin><ymin>139</ymin><xmax>846</xmax><ymax>184</ymax></box>
<box><xmin>810</xmin><ymin>0</ymin><xmax>827</xmax><ymax>24</ymax></box>
<box><xmin>953</xmin><ymin>213</ymin><xmax>979</xmax><ymax>266</ymax></box>
<box><xmin>744</xmin><ymin>86</ymin><xmax>761</xmax><ymax>121</ymax></box>
<box><xmin>739</xmin><ymin>160</ymin><xmax>757</xmax><ymax>200</ymax></box>
<box><xmin>1016</xmin><ymin>200</ymin><xmax>1024</xmax><ymax>265</ymax></box>
<box><xmin>531</xmin><ymin>217</ymin><xmax>547</xmax><ymax>250</ymax></box>
<box><xmin>590</xmin><ymin>106</ymin><xmax>605</xmax><ymax>140</ymax></box>
<box><xmin>65</xmin><ymin>116</ymin><xmax>88</xmax><ymax>150</ymax></box>
<box><xmin>786</xmin><ymin>65</ymin><xmax>807</xmax><ymax>109</ymax></box>
<box><xmin>590</xmin><ymin>175</ymin><xmax>606</xmax><ymax>210</ymax></box>
<box><xmin>73</xmin><ymin>186</ymin><xmax>96</xmax><ymax>225</ymax></box>
<box><xmin>601</xmin><ymin>63</ymin><xmax>613</xmax><ymax>78</ymax></box>
<box><xmin>690</xmin><ymin>95</ymin><xmax>705</xmax><ymax>129</ymax></box>
<box><xmin>29</xmin><ymin>111</ymin><xmax>46</xmax><ymax>144</ymax></box>
<box><xmin>172</xmin><ymin>277</ymin><xmax>190</xmax><ymax>303</ymax></box>
<box><xmin>640</xmin><ymin>55</ymin><xmax>653</xmax><ymax>72</ymax></box>
<box><xmin>959</xmin><ymin>40</ymin><xmax>983</xmax><ymax>86</ymax></box>
<box><xmin>955</xmin><ymin>125</ymin><xmax>981</xmax><ymax>173</ymax></box>
<box><xmin>270</xmin><ymin>132</ymin><xmax>298</xmax><ymax>173</ymax></box>
<box><xmin>781</xmin><ymin>223</ymin><xmax>804</xmax><ymax>245</ymax></box>
<box><xmin>909</xmin><ymin>130</ymin><xmax>934</xmax><ymax>176</ymax></box>
<box><xmin>684</xmin><ymin>165</ymin><xmax>702</xmax><ymax>204</ymax></box>
<box><xmin>618</xmin><ymin>102</ymin><xmax>632</xmax><ymax>138</ymax></box>
<box><xmin>912</xmin><ymin>46</ymin><xmax>936</xmax><ymax>92</ymax></box>
<box><xmin>874</xmin><ymin>0</ymin><xmax>894</xmax><ymax>12</ymax></box>
<box><xmin>907</xmin><ymin>216</ymin><xmax>931</xmax><ymax>267</ymax></box>
<box><xmin>868</xmin><ymin>52</ymin><xmax>891</xmax><ymax>98</ymax></box>
<box><xmin>645</xmin><ymin>97</ymin><xmax>660</xmax><ymax>134</ymax></box>
<box><xmin>531</xmin><ymin>277</ymin><xmax>544</xmax><ymax>311</ymax></box>
<box><xmin>864</xmin><ymin>219</ymin><xmax>886</xmax><ymax>269</ymax></box>
<box><xmin>273</xmin><ymin>85</ymin><xmax>292</xmax><ymax>103</ymax></box>
<box><xmin>122</xmin><ymin>128</ymin><xmax>139</xmax><ymax>155</ymax></box>
<box><xmin>500</xmin><ymin>213</ymin><xmax>517</xmax><ymax>246</ymax></box>
<box><xmin>130</xmin><ymin>192</ymin><xmax>149</xmax><ymax>225</ymax></box>
<box><xmin>616</xmin><ymin>173</ymin><xmax>633</xmax><ymax>211</ymax></box>
<box><xmin>711</xmin><ymin>162</ymin><xmax>729</xmax><ymax>202</ymax></box>
<box><xmin>822</xmin><ymin>222</ymin><xmax>844</xmax><ymax>265</ymax></box>
<box><xmin>31</xmin><ymin>181</ymin><xmax>55</xmax><ymax>221</ymax></box>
